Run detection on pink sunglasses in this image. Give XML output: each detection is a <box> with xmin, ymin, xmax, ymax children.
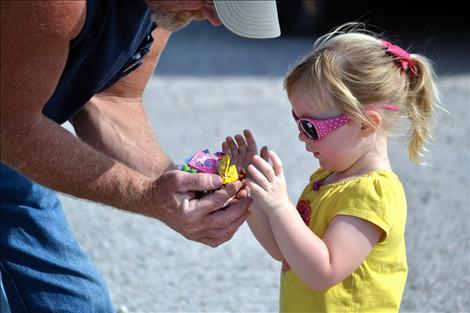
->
<box><xmin>292</xmin><ymin>104</ymin><xmax>400</xmax><ymax>140</ymax></box>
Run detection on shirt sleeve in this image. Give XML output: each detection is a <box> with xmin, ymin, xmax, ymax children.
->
<box><xmin>332</xmin><ymin>176</ymin><xmax>397</xmax><ymax>241</ymax></box>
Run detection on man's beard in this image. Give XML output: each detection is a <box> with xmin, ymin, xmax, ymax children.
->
<box><xmin>151</xmin><ymin>10</ymin><xmax>204</xmax><ymax>32</ymax></box>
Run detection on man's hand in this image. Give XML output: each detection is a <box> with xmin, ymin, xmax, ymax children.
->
<box><xmin>140</xmin><ymin>170</ymin><xmax>252</xmax><ymax>247</ymax></box>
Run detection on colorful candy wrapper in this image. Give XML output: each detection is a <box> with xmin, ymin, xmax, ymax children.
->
<box><xmin>187</xmin><ymin>150</ymin><xmax>218</xmax><ymax>174</ymax></box>
<box><xmin>180</xmin><ymin>150</ymin><xmax>245</xmax><ymax>187</ymax></box>
<box><xmin>179</xmin><ymin>164</ymin><xmax>199</xmax><ymax>173</ymax></box>
<box><xmin>217</xmin><ymin>154</ymin><xmax>239</xmax><ymax>184</ymax></box>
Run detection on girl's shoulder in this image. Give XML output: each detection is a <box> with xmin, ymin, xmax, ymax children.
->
<box><xmin>318</xmin><ymin>169</ymin><xmax>401</xmax><ymax>189</ymax></box>
<box><xmin>331</xmin><ymin>171</ymin><xmax>406</xmax><ymax>218</ymax></box>
<box><xmin>332</xmin><ymin>170</ymin><xmax>407</xmax><ymax>242</ymax></box>
<box><xmin>307</xmin><ymin>169</ymin><xmax>405</xmax><ymax>204</ymax></box>
<box><xmin>349</xmin><ymin>170</ymin><xmax>402</xmax><ymax>192</ymax></box>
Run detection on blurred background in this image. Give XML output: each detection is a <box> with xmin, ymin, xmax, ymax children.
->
<box><xmin>276</xmin><ymin>0</ymin><xmax>468</xmax><ymax>39</ymax></box>
<box><xmin>62</xmin><ymin>1</ymin><xmax>469</xmax><ymax>312</ymax></box>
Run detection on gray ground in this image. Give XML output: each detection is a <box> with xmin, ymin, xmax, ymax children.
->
<box><xmin>61</xmin><ymin>22</ymin><xmax>470</xmax><ymax>313</ymax></box>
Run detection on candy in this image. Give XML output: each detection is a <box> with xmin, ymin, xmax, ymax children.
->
<box><xmin>181</xmin><ymin>164</ymin><xmax>192</xmax><ymax>172</ymax></box>
<box><xmin>179</xmin><ymin>149</ymin><xmax>245</xmax><ymax>185</ymax></box>
<box><xmin>217</xmin><ymin>154</ymin><xmax>239</xmax><ymax>184</ymax></box>
<box><xmin>187</xmin><ymin>150</ymin><xmax>219</xmax><ymax>174</ymax></box>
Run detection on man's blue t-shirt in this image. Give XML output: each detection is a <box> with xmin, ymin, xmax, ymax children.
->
<box><xmin>42</xmin><ymin>0</ymin><xmax>155</xmax><ymax>124</ymax></box>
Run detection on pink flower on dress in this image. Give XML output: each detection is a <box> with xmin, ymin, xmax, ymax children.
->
<box><xmin>282</xmin><ymin>200</ymin><xmax>312</xmax><ymax>273</ymax></box>
<box><xmin>296</xmin><ymin>200</ymin><xmax>311</xmax><ymax>226</ymax></box>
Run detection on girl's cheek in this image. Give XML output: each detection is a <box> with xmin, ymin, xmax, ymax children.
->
<box><xmin>298</xmin><ymin>132</ymin><xmax>309</xmax><ymax>142</ymax></box>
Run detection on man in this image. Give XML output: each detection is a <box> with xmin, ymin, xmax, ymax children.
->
<box><xmin>0</xmin><ymin>1</ymin><xmax>280</xmax><ymax>312</ymax></box>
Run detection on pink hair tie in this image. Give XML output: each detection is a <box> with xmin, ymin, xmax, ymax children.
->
<box><xmin>380</xmin><ymin>40</ymin><xmax>418</xmax><ymax>76</ymax></box>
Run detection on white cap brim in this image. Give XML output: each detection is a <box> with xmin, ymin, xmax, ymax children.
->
<box><xmin>213</xmin><ymin>0</ymin><xmax>281</xmax><ymax>39</ymax></box>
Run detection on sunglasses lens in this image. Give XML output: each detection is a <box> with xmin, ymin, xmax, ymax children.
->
<box><xmin>299</xmin><ymin>120</ymin><xmax>319</xmax><ymax>140</ymax></box>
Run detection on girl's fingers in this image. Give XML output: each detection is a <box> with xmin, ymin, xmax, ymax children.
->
<box><xmin>247</xmin><ymin>164</ymin><xmax>270</xmax><ymax>190</ymax></box>
<box><xmin>222</xmin><ymin>141</ymin><xmax>230</xmax><ymax>155</ymax></box>
<box><xmin>269</xmin><ymin>150</ymin><xmax>284</xmax><ymax>177</ymax></box>
<box><xmin>226</xmin><ymin>136</ymin><xmax>239</xmax><ymax>157</ymax></box>
<box><xmin>246</xmin><ymin>179</ymin><xmax>264</xmax><ymax>197</ymax></box>
<box><xmin>260</xmin><ymin>146</ymin><xmax>269</xmax><ymax>162</ymax></box>
<box><xmin>234</xmin><ymin>134</ymin><xmax>247</xmax><ymax>154</ymax></box>
<box><xmin>252</xmin><ymin>155</ymin><xmax>275</xmax><ymax>182</ymax></box>
<box><xmin>243</xmin><ymin>129</ymin><xmax>258</xmax><ymax>152</ymax></box>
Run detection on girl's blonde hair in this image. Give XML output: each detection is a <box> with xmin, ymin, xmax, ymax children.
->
<box><xmin>284</xmin><ymin>23</ymin><xmax>441</xmax><ymax>164</ymax></box>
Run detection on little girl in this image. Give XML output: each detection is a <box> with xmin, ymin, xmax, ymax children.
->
<box><xmin>222</xmin><ymin>24</ymin><xmax>440</xmax><ymax>312</ymax></box>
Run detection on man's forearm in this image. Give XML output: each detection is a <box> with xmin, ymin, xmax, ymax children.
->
<box><xmin>1</xmin><ymin>115</ymin><xmax>150</xmax><ymax>214</ymax></box>
<box><xmin>71</xmin><ymin>95</ymin><xmax>174</xmax><ymax>178</ymax></box>
<box><xmin>69</xmin><ymin>27</ymin><xmax>173</xmax><ymax>179</ymax></box>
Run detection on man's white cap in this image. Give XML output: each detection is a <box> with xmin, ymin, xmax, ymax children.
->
<box><xmin>212</xmin><ymin>0</ymin><xmax>281</xmax><ymax>39</ymax></box>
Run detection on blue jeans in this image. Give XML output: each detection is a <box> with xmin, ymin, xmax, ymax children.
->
<box><xmin>0</xmin><ymin>164</ymin><xmax>115</xmax><ymax>313</ymax></box>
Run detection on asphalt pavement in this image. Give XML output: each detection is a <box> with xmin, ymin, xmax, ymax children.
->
<box><xmin>61</xmin><ymin>21</ymin><xmax>470</xmax><ymax>313</ymax></box>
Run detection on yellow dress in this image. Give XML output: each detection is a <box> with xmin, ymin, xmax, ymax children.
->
<box><xmin>280</xmin><ymin>169</ymin><xmax>408</xmax><ymax>313</ymax></box>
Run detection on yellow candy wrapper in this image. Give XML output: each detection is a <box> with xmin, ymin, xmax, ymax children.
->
<box><xmin>217</xmin><ymin>154</ymin><xmax>239</xmax><ymax>184</ymax></box>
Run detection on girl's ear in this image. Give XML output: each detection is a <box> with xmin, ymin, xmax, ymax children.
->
<box><xmin>360</xmin><ymin>110</ymin><xmax>382</xmax><ymax>137</ymax></box>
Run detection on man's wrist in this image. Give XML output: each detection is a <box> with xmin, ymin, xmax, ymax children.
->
<box><xmin>126</xmin><ymin>174</ymin><xmax>154</xmax><ymax>215</ymax></box>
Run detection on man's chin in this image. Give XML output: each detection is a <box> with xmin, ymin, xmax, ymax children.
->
<box><xmin>151</xmin><ymin>10</ymin><xmax>204</xmax><ymax>32</ymax></box>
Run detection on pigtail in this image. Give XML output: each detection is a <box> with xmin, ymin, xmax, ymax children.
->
<box><xmin>404</xmin><ymin>54</ymin><xmax>440</xmax><ymax>164</ymax></box>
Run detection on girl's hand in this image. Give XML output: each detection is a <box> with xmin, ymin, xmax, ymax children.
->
<box><xmin>246</xmin><ymin>150</ymin><xmax>291</xmax><ymax>215</ymax></box>
<box><xmin>222</xmin><ymin>130</ymin><xmax>269</xmax><ymax>202</ymax></box>
<box><xmin>222</xmin><ymin>129</ymin><xmax>261</xmax><ymax>173</ymax></box>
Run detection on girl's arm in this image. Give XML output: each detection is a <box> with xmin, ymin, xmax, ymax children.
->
<box><xmin>222</xmin><ymin>130</ymin><xmax>283</xmax><ymax>261</ymax></box>
<box><xmin>269</xmin><ymin>208</ymin><xmax>383</xmax><ymax>291</ymax></box>
<box><xmin>247</xmin><ymin>151</ymin><xmax>383</xmax><ymax>291</ymax></box>
<box><xmin>247</xmin><ymin>206</ymin><xmax>283</xmax><ymax>262</ymax></box>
